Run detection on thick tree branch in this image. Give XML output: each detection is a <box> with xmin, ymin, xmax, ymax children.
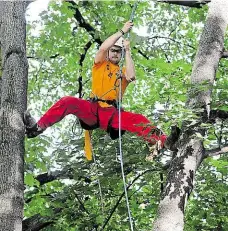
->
<box><xmin>27</xmin><ymin>54</ymin><xmax>60</xmax><ymax>59</ymax></box>
<box><xmin>23</xmin><ymin>207</ymin><xmax>63</xmax><ymax>231</ymax></box>
<box><xmin>201</xmin><ymin>108</ymin><xmax>228</xmax><ymax>124</ymax></box>
<box><xmin>205</xmin><ymin>146</ymin><xmax>228</xmax><ymax>157</ymax></box>
<box><xmin>79</xmin><ymin>40</ymin><xmax>93</xmax><ymax>66</ymax></box>
<box><xmin>157</xmin><ymin>0</ymin><xmax>210</xmax><ymax>8</ymax></box>
<box><xmin>221</xmin><ymin>51</ymin><xmax>228</xmax><ymax>58</ymax></box>
<box><xmin>35</xmin><ymin>167</ymin><xmax>74</xmax><ymax>185</ymax></box>
<box><xmin>209</xmin><ymin>109</ymin><xmax>228</xmax><ymax>122</ymax></box>
<box><xmin>24</xmin><ymin>221</ymin><xmax>53</xmax><ymax>231</ymax></box>
<box><xmin>23</xmin><ymin>213</ymin><xmax>55</xmax><ymax>231</ymax></box>
<box><xmin>77</xmin><ymin>40</ymin><xmax>93</xmax><ymax>97</ymax></box>
<box><xmin>25</xmin><ymin>169</ymin><xmax>73</xmax><ymax>203</ymax></box>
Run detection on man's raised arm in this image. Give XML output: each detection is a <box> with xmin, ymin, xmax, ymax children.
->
<box><xmin>124</xmin><ymin>39</ymin><xmax>136</xmax><ymax>82</ymax></box>
<box><xmin>94</xmin><ymin>21</ymin><xmax>133</xmax><ymax>64</ymax></box>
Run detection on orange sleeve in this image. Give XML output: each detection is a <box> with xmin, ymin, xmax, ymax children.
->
<box><xmin>93</xmin><ymin>60</ymin><xmax>106</xmax><ymax>69</ymax></box>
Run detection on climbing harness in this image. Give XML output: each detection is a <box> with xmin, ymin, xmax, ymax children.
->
<box><xmin>90</xmin><ymin>71</ymin><xmax>123</xmax><ymax>105</ymax></box>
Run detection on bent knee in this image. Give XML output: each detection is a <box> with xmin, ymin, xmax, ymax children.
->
<box><xmin>60</xmin><ymin>96</ymin><xmax>80</xmax><ymax>103</ymax></box>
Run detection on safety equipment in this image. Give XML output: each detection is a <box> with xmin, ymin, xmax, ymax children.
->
<box><xmin>84</xmin><ymin>130</ymin><xmax>93</xmax><ymax>160</ymax></box>
<box><xmin>114</xmin><ymin>37</ymin><xmax>124</xmax><ymax>48</ymax></box>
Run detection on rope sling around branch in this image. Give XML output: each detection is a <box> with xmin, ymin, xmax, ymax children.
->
<box><xmin>115</xmin><ymin>2</ymin><xmax>138</xmax><ymax>231</ymax></box>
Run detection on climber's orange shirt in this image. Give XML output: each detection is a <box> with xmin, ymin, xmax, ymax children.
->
<box><xmin>91</xmin><ymin>60</ymin><xmax>129</xmax><ymax>107</ymax></box>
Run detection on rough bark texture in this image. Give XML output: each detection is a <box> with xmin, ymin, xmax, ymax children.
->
<box><xmin>0</xmin><ymin>77</ymin><xmax>1</xmax><ymax>95</ymax></box>
<box><xmin>0</xmin><ymin>2</ymin><xmax>28</xmax><ymax>231</ymax></box>
<box><xmin>153</xmin><ymin>138</ymin><xmax>204</xmax><ymax>231</ymax></box>
<box><xmin>153</xmin><ymin>1</ymin><xmax>228</xmax><ymax>230</ymax></box>
<box><xmin>189</xmin><ymin>0</ymin><xmax>228</xmax><ymax>110</ymax></box>
<box><xmin>0</xmin><ymin>48</ymin><xmax>2</xmax><ymax>102</ymax></box>
<box><xmin>22</xmin><ymin>213</ymin><xmax>55</xmax><ymax>231</ymax></box>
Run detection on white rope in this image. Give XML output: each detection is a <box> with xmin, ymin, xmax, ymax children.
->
<box><xmin>93</xmin><ymin>152</ymin><xmax>105</xmax><ymax>215</ymax></box>
<box><xmin>116</xmin><ymin>45</ymin><xmax>134</xmax><ymax>231</ymax></box>
<box><xmin>114</xmin><ymin>2</ymin><xmax>139</xmax><ymax>229</ymax></box>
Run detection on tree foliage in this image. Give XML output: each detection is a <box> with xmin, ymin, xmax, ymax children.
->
<box><xmin>22</xmin><ymin>1</ymin><xmax>228</xmax><ymax>230</ymax></box>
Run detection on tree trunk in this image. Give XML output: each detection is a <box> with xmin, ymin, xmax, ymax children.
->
<box><xmin>188</xmin><ymin>0</ymin><xmax>228</xmax><ymax>110</ymax></box>
<box><xmin>0</xmin><ymin>76</ymin><xmax>2</xmax><ymax>104</ymax></box>
<box><xmin>0</xmin><ymin>2</ymin><xmax>28</xmax><ymax>231</ymax></box>
<box><xmin>152</xmin><ymin>1</ymin><xmax>228</xmax><ymax>230</ymax></box>
<box><xmin>0</xmin><ymin>48</ymin><xmax>2</xmax><ymax>103</ymax></box>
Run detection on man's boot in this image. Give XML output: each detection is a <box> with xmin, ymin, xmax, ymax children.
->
<box><xmin>24</xmin><ymin>110</ymin><xmax>44</xmax><ymax>138</ymax></box>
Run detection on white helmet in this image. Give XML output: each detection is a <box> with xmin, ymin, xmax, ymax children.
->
<box><xmin>114</xmin><ymin>37</ymin><xmax>124</xmax><ymax>48</ymax></box>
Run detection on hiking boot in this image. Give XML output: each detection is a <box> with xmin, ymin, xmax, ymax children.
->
<box><xmin>164</xmin><ymin>126</ymin><xmax>181</xmax><ymax>151</ymax></box>
<box><xmin>24</xmin><ymin>109</ymin><xmax>36</xmax><ymax>128</ymax></box>
<box><xmin>24</xmin><ymin>110</ymin><xmax>44</xmax><ymax>138</ymax></box>
<box><xmin>25</xmin><ymin>123</ymin><xmax>44</xmax><ymax>138</ymax></box>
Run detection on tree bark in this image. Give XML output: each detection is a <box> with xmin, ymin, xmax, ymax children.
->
<box><xmin>158</xmin><ymin>0</ymin><xmax>211</xmax><ymax>8</ymax></box>
<box><xmin>0</xmin><ymin>48</ymin><xmax>2</xmax><ymax>103</ymax></box>
<box><xmin>0</xmin><ymin>2</ymin><xmax>28</xmax><ymax>231</ymax></box>
<box><xmin>153</xmin><ymin>1</ymin><xmax>228</xmax><ymax>230</ymax></box>
<box><xmin>188</xmin><ymin>0</ymin><xmax>228</xmax><ymax>110</ymax></box>
<box><xmin>22</xmin><ymin>213</ymin><xmax>55</xmax><ymax>231</ymax></box>
<box><xmin>0</xmin><ymin>75</ymin><xmax>2</xmax><ymax>104</ymax></box>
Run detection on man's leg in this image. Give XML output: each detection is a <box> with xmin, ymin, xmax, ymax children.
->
<box><xmin>109</xmin><ymin>110</ymin><xmax>180</xmax><ymax>150</ymax></box>
<box><xmin>110</xmin><ymin>110</ymin><xmax>167</xmax><ymax>146</ymax></box>
<box><xmin>25</xmin><ymin>96</ymin><xmax>98</xmax><ymax>138</ymax></box>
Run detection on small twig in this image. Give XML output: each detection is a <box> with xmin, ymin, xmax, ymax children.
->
<box><xmin>100</xmin><ymin>168</ymin><xmax>161</xmax><ymax>231</ymax></box>
<box><xmin>156</xmin><ymin>37</ymin><xmax>170</xmax><ymax>63</ymax></box>
<box><xmin>74</xmin><ymin>191</ymin><xmax>90</xmax><ymax>215</ymax></box>
<box><xmin>168</xmin><ymin>19</ymin><xmax>183</xmax><ymax>37</ymax></box>
<box><xmin>148</xmin><ymin>35</ymin><xmax>195</xmax><ymax>50</ymax></box>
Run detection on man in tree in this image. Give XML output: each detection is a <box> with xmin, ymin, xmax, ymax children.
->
<box><xmin>24</xmin><ymin>21</ymin><xmax>179</xmax><ymax>153</ymax></box>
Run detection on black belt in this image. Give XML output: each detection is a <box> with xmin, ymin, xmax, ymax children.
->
<box><xmin>87</xmin><ymin>97</ymin><xmax>125</xmax><ymax>139</ymax></box>
<box><xmin>89</xmin><ymin>98</ymin><xmax>118</xmax><ymax>108</ymax></box>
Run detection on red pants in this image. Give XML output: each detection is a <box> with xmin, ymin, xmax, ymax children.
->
<box><xmin>38</xmin><ymin>96</ymin><xmax>167</xmax><ymax>145</ymax></box>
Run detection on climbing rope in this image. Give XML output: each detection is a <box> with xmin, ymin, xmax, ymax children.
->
<box><xmin>72</xmin><ymin>2</ymin><xmax>139</xmax><ymax>229</ymax></box>
<box><xmin>115</xmin><ymin>2</ymin><xmax>138</xmax><ymax>231</ymax></box>
<box><xmin>93</xmin><ymin>151</ymin><xmax>105</xmax><ymax>215</ymax></box>
<box><xmin>116</xmin><ymin>58</ymin><xmax>134</xmax><ymax>231</ymax></box>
